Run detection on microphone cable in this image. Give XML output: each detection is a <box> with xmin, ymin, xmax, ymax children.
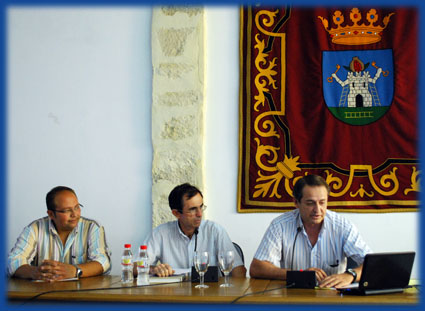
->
<box><xmin>194</xmin><ymin>228</ymin><xmax>199</xmax><ymax>252</ymax></box>
<box><xmin>20</xmin><ymin>278</ymin><xmax>192</xmax><ymax>305</ymax></box>
<box><xmin>230</xmin><ymin>282</ymin><xmax>296</xmax><ymax>304</ymax></box>
<box><xmin>290</xmin><ymin>227</ymin><xmax>302</xmax><ymax>271</ymax></box>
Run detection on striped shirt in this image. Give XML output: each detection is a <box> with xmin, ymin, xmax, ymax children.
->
<box><xmin>254</xmin><ymin>209</ymin><xmax>371</xmax><ymax>275</ymax></box>
<box><xmin>145</xmin><ymin>219</ymin><xmax>244</xmax><ymax>269</ymax></box>
<box><xmin>7</xmin><ymin>216</ymin><xmax>111</xmax><ymax>277</ymax></box>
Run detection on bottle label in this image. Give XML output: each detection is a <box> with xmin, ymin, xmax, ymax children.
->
<box><xmin>137</xmin><ymin>260</ymin><xmax>147</xmax><ymax>268</ymax></box>
<box><xmin>122</xmin><ymin>258</ymin><xmax>132</xmax><ymax>266</ymax></box>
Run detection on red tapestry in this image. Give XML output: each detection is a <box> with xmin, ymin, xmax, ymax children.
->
<box><xmin>238</xmin><ymin>7</ymin><xmax>419</xmax><ymax>213</ymax></box>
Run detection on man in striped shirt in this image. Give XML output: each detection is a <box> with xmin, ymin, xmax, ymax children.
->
<box><xmin>7</xmin><ymin>186</ymin><xmax>111</xmax><ymax>281</ymax></box>
<box><xmin>250</xmin><ymin>175</ymin><xmax>371</xmax><ymax>288</ymax></box>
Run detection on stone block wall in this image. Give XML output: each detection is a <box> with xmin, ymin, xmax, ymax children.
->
<box><xmin>151</xmin><ymin>7</ymin><xmax>204</xmax><ymax>228</ymax></box>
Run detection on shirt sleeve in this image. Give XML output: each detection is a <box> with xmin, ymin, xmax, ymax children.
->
<box><xmin>87</xmin><ymin>223</ymin><xmax>111</xmax><ymax>274</ymax></box>
<box><xmin>7</xmin><ymin>224</ymin><xmax>38</xmax><ymax>277</ymax></box>
<box><xmin>145</xmin><ymin>229</ymin><xmax>161</xmax><ymax>266</ymax></box>
<box><xmin>342</xmin><ymin>220</ymin><xmax>372</xmax><ymax>266</ymax></box>
<box><xmin>253</xmin><ymin>222</ymin><xmax>283</xmax><ymax>267</ymax></box>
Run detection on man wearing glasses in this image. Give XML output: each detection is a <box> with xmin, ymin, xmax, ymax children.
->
<box><xmin>145</xmin><ymin>183</ymin><xmax>246</xmax><ymax>277</ymax></box>
<box><xmin>7</xmin><ymin>186</ymin><xmax>111</xmax><ymax>281</ymax></box>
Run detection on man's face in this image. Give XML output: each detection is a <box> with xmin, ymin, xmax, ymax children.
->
<box><xmin>295</xmin><ymin>185</ymin><xmax>328</xmax><ymax>227</ymax></box>
<box><xmin>173</xmin><ymin>193</ymin><xmax>204</xmax><ymax>236</ymax></box>
<box><xmin>47</xmin><ymin>190</ymin><xmax>81</xmax><ymax>233</ymax></box>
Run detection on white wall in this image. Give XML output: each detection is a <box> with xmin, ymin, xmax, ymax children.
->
<box><xmin>7</xmin><ymin>7</ymin><xmax>153</xmax><ymax>275</ymax></box>
<box><xmin>7</xmin><ymin>6</ymin><xmax>419</xmax><ymax>278</ymax></box>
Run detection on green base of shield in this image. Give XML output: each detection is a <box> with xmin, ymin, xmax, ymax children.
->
<box><xmin>328</xmin><ymin>106</ymin><xmax>391</xmax><ymax>125</ymax></box>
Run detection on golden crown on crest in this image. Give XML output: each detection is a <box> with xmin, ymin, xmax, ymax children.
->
<box><xmin>318</xmin><ymin>8</ymin><xmax>395</xmax><ymax>45</ymax></box>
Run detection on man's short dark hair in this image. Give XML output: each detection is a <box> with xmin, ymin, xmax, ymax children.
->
<box><xmin>46</xmin><ymin>186</ymin><xmax>77</xmax><ymax>211</ymax></box>
<box><xmin>293</xmin><ymin>175</ymin><xmax>330</xmax><ymax>202</ymax></box>
<box><xmin>168</xmin><ymin>183</ymin><xmax>203</xmax><ymax>212</ymax></box>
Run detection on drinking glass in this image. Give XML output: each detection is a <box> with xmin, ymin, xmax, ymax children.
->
<box><xmin>218</xmin><ymin>250</ymin><xmax>234</xmax><ymax>287</ymax></box>
<box><xmin>194</xmin><ymin>251</ymin><xmax>209</xmax><ymax>289</ymax></box>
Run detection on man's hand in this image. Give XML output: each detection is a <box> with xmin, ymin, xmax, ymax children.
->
<box><xmin>306</xmin><ymin>267</ymin><xmax>328</xmax><ymax>283</ymax></box>
<box><xmin>318</xmin><ymin>272</ymin><xmax>355</xmax><ymax>288</ymax></box>
<box><xmin>28</xmin><ymin>265</ymin><xmax>53</xmax><ymax>281</ymax></box>
<box><xmin>36</xmin><ymin>260</ymin><xmax>76</xmax><ymax>282</ymax></box>
<box><xmin>152</xmin><ymin>263</ymin><xmax>174</xmax><ymax>277</ymax></box>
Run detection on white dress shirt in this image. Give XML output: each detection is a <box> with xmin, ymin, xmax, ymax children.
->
<box><xmin>145</xmin><ymin>219</ymin><xmax>243</xmax><ymax>269</ymax></box>
<box><xmin>254</xmin><ymin>209</ymin><xmax>371</xmax><ymax>275</ymax></box>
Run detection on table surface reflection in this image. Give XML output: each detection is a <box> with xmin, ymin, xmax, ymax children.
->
<box><xmin>7</xmin><ymin>275</ymin><xmax>419</xmax><ymax>304</ymax></box>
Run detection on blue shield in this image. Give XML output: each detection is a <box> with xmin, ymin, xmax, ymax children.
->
<box><xmin>322</xmin><ymin>49</ymin><xmax>394</xmax><ymax>125</ymax></box>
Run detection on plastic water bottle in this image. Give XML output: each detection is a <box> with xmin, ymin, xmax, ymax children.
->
<box><xmin>136</xmin><ymin>245</ymin><xmax>149</xmax><ymax>286</ymax></box>
<box><xmin>121</xmin><ymin>244</ymin><xmax>133</xmax><ymax>284</ymax></box>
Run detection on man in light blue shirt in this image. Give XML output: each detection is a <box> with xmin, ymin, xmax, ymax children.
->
<box><xmin>145</xmin><ymin>183</ymin><xmax>246</xmax><ymax>277</ymax></box>
<box><xmin>250</xmin><ymin>175</ymin><xmax>371</xmax><ymax>288</ymax></box>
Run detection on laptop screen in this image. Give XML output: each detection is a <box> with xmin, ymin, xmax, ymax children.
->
<box><xmin>359</xmin><ymin>251</ymin><xmax>415</xmax><ymax>290</ymax></box>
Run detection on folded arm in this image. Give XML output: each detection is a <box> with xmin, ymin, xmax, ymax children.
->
<box><xmin>250</xmin><ymin>258</ymin><xmax>328</xmax><ymax>282</ymax></box>
<box><xmin>231</xmin><ymin>265</ymin><xmax>247</xmax><ymax>277</ymax></box>
<box><xmin>13</xmin><ymin>260</ymin><xmax>104</xmax><ymax>281</ymax></box>
<box><xmin>249</xmin><ymin>258</ymin><xmax>286</xmax><ymax>280</ymax></box>
<box><xmin>87</xmin><ymin>224</ymin><xmax>111</xmax><ymax>274</ymax></box>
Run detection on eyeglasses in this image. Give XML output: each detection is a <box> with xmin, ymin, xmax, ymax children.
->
<box><xmin>181</xmin><ymin>205</ymin><xmax>207</xmax><ymax>215</ymax></box>
<box><xmin>53</xmin><ymin>204</ymin><xmax>83</xmax><ymax>215</ymax></box>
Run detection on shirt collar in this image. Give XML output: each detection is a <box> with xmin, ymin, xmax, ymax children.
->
<box><xmin>48</xmin><ymin>217</ymin><xmax>58</xmax><ymax>235</ymax></box>
<box><xmin>295</xmin><ymin>210</ymin><xmax>304</xmax><ymax>230</ymax></box>
<box><xmin>175</xmin><ymin>219</ymin><xmax>204</xmax><ymax>239</ymax></box>
<box><xmin>48</xmin><ymin>217</ymin><xmax>80</xmax><ymax>235</ymax></box>
<box><xmin>322</xmin><ymin>213</ymin><xmax>329</xmax><ymax>231</ymax></box>
<box><xmin>295</xmin><ymin>209</ymin><xmax>327</xmax><ymax>233</ymax></box>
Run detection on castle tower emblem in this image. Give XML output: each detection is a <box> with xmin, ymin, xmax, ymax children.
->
<box><xmin>319</xmin><ymin>8</ymin><xmax>395</xmax><ymax>126</ymax></box>
<box><xmin>322</xmin><ymin>50</ymin><xmax>394</xmax><ymax>126</ymax></box>
<box><xmin>332</xmin><ymin>56</ymin><xmax>383</xmax><ymax>108</ymax></box>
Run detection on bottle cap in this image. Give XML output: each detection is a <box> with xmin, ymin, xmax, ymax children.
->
<box><xmin>140</xmin><ymin>245</ymin><xmax>147</xmax><ymax>250</ymax></box>
<box><xmin>124</xmin><ymin>244</ymin><xmax>131</xmax><ymax>248</ymax></box>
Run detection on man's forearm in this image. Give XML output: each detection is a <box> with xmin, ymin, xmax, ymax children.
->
<box><xmin>231</xmin><ymin>265</ymin><xmax>247</xmax><ymax>277</ymax></box>
<box><xmin>77</xmin><ymin>261</ymin><xmax>104</xmax><ymax>278</ymax></box>
<box><xmin>249</xmin><ymin>258</ymin><xmax>287</xmax><ymax>280</ymax></box>
<box><xmin>13</xmin><ymin>264</ymin><xmax>38</xmax><ymax>280</ymax></box>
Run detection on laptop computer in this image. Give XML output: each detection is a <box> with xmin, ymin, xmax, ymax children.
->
<box><xmin>337</xmin><ymin>251</ymin><xmax>415</xmax><ymax>295</ymax></box>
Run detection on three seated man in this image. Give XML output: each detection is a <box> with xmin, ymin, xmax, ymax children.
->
<box><xmin>8</xmin><ymin>176</ymin><xmax>370</xmax><ymax>288</ymax></box>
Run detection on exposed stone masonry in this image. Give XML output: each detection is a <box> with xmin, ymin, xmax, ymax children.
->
<box><xmin>151</xmin><ymin>7</ymin><xmax>204</xmax><ymax>228</ymax></box>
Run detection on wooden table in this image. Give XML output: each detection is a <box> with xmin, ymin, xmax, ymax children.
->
<box><xmin>7</xmin><ymin>275</ymin><xmax>419</xmax><ymax>305</ymax></box>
